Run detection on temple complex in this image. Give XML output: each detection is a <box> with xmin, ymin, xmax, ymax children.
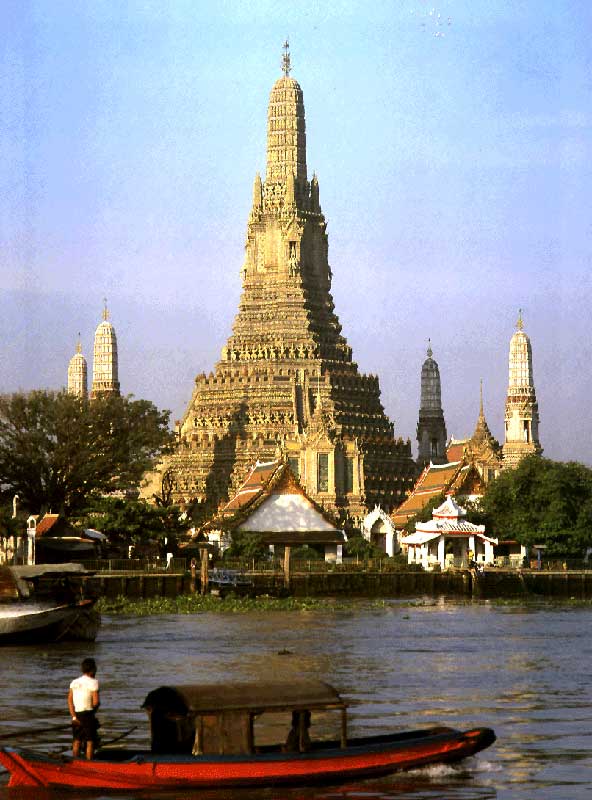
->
<box><xmin>416</xmin><ymin>342</ymin><xmax>447</xmax><ymax>468</ymax></box>
<box><xmin>502</xmin><ymin>311</ymin><xmax>542</xmax><ymax>466</ymax></box>
<box><xmin>90</xmin><ymin>302</ymin><xmax>120</xmax><ymax>399</ymax></box>
<box><xmin>67</xmin><ymin>338</ymin><xmax>88</xmax><ymax>398</ymax></box>
<box><xmin>147</xmin><ymin>45</ymin><xmax>417</xmax><ymax>529</ymax></box>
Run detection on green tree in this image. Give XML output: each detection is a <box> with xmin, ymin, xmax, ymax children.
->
<box><xmin>78</xmin><ymin>496</ymin><xmax>186</xmax><ymax>556</ymax></box>
<box><xmin>344</xmin><ymin>534</ymin><xmax>386</xmax><ymax>559</ymax></box>
<box><xmin>481</xmin><ymin>455</ymin><xmax>592</xmax><ymax>556</ymax></box>
<box><xmin>0</xmin><ymin>503</ymin><xmax>24</xmax><ymax>551</ymax></box>
<box><xmin>222</xmin><ymin>531</ymin><xmax>267</xmax><ymax>560</ymax></box>
<box><xmin>0</xmin><ymin>390</ymin><xmax>173</xmax><ymax>515</ymax></box>
<box><xmin>291</xmin><ymin>544</ymin><xmax>323</xmax><ymax>560</ymax></box>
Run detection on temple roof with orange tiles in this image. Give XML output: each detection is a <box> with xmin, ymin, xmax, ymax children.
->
<box><xmin>391</xmin><ymin>460</ymin><xmax>483</xmax><ymax>529</ymax></box>
<box><xmin>200</xmin><ymin>459</ymin><xmax>344</xmax><ymax>545</ymax></box>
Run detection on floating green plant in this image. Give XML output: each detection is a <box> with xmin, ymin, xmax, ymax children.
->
<box><xmin>96</xmin><ymin>594</ymin><xmax>392</xmax><ymax>616</ymax></box>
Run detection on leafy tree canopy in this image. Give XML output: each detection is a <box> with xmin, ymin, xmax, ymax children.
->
<box><xmin>480</xmin><ymin>455</ymin><xmax>592</xmax><ymax>556</ymax></box>
<box><xmin>291</xmin><ymin>544</ymin><xmax>324</xmax><ymax>560</ymax></box>
<box><xmin>222</xmin><ymin>531</ymin><xmax>267</xmax><ymax>561</ymax></box>
<box><xmin>344</xmin><ymin>534</ymin><xmax>386</xmax><ymax>559</ymax></box>
<box><xmin>0</xmin><ymin>503</ymin><xmax>24</xmax><ymax>539</ymax></box>
<box><xmin>76</xmin><ymin>496</ymin><xmax>187</xmax><ymax>555</ymax></box>
<box><xmin>0</xmin><ymin>390</ymin><xmax>173</xmax><ymax>516</ymax></box>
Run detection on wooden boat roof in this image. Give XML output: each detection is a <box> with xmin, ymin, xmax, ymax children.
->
<box><xmin>142</xmin><ymin>680</ymin><xmax>346</xmax><ymax>715</ymax></box>
<box><xmin>9</xmin><ymin>563</ymin><xmax>90</xmax><ymax>579</ymax></box>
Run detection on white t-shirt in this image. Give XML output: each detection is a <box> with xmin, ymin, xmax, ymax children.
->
<box><xmin>70</xmin><ymin>674</ymin><xmax>99</xmax><ymax>712</ymax></box>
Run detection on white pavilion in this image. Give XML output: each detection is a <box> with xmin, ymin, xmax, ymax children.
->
<box><xmin>401</xmin><ymin>494</ymin><xmax>497</xmax><ymax>571</ymax></box>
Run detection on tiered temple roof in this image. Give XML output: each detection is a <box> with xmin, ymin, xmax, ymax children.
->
<box><xmin>391</xmin><ymin>460</ymin><xmax>483</xmax><ymax>529</ymax></box>
<box><xmin>446</xmin><ymin>383</ymin><xmax>502</xmax><ymax>483</ymax></box>
<box><xmin>201</xmin><ymin>459</ymin><xmax>345</xmax><ymax>547</ymax></box>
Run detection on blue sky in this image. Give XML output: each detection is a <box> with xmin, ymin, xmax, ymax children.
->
<box><xmin>1</xmin><ymin>0</ymin><xmax>591</xmax><ymax>464</ymax></box>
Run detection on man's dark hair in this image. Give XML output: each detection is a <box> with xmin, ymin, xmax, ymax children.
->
<box><xmin>81</xmin><ymin>657</ymin><xmax>97</xmax><ymax>675</ymax></box>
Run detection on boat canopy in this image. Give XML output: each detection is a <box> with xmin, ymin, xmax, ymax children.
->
<box><xmin>143</xmin><ymin>680</ymin><xmax>346</xmax><ymax>716</ymax></box>
<box><xmin>9</xmin><ymin>563</ymin><xmax>90</xmax><ymax>579</ymax></box>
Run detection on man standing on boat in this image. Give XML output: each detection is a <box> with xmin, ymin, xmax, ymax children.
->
<box><xmin>68</xmin><ymin>657</ymin><xmax>100</xmax><ymax>759</ymax></box>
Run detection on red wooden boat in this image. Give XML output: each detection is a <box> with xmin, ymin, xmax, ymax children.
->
<box><xmin>0</xmin><ymin>680</ymin><xmax>495</xmax><ymax>789</ymax></box>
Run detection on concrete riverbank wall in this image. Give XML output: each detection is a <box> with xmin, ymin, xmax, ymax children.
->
<box><xmin>83</xmin><ymin>569</ymin><xmax>592</xmax><ymax>600</ymax></box>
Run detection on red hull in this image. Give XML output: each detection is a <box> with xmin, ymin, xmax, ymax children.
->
<box><xmin>0</xmin><ymin>727</ymin><xmax>495</xmax><ymax>789</ymax></box>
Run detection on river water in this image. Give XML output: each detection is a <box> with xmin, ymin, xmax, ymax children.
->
<box><xmin>0</xmin><ymin>597</ymin><xmax>591</xmax><ymax>799</ymax></box>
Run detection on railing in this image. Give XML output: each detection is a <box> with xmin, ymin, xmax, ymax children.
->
<box><xmin>220</xmin><ymin>557</ymin><xmax>407</xmax><ymax>573</ymax></box>
<box><xmin>78</xmin><ymin>557</ymin><xmax>408</xmax><ymax>575</ymax></box>
<box><xmin>76</xmin><ymin>556</ymin><xmax>592</xmax><ymax>575</ymax></box>
<box><xmin>79</xmin><ymin>558</ymin><xmax>188</xmax><ymax>573</ymax></box>
<box><xmin>494</xmin><ymin>556</ymin><xmax>524</xmax><ymax>569</ymax></box>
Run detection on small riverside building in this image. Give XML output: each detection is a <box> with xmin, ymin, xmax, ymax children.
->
<box><xmin>33</xmin><ymin>514</ymin><xmax>107</xmax><ymax>563</ymax></box>
<box><xmin>401</xmin><ymin>495</ymin><xmax>497</xmax><ymax>571</ymax></box>
<box><xmin>361</xmin><ymin>506</ymin><xmax>399</xmax><ymax>556</ymax></box>
<box><xmin>200</xmin><ymin>460</ymin><xmax>346</xmax><ymax>563</ymax></box>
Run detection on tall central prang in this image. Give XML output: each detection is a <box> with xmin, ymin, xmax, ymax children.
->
<box><xmin>150</xmin><ymin>45</ymin><xmax>417</xmax><ymax>528</ymax></box>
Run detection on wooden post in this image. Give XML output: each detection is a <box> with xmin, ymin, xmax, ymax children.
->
<box><xmin>200</xmin><ymin>548</ymin><xmax>209</xmax><ymax>595</ymax></box>
<box><xmin>284</xmin><ymin>546</ymin><xmax>291</xmax><ymax>589</ymax></box>
<box><xmin>190</xmin><ymin>558</ymin><xmax>197</xmax><ymax>594</ymax></box>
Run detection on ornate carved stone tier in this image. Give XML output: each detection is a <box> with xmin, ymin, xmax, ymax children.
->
<box><xmin>147</xmin><ymin>49</ymin><xmax>417</xmax><ymax>529</ymax></box>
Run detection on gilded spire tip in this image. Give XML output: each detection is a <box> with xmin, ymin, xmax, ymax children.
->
<box><xmin>103</xmin><ymin>297</ymin><xmax>109</xmax><ymax>321</ymax></box>
<box><xmin>76</xmin><ymin>334</ymin><xmax>82</xmax><ymax>355</ymax></box>
<box><xmin>282</xmin><ymin>39</ymin><xmax>291</xmax><ymax>76</ymax></box>
<box><xmin>427</xmin><ymin>338</ymin><xmax>432</xmax><ymax>359</ymax></box>
<box><xmin>517</xmin><ymin>308</ymin><xmax>523</xmax><ymax>330</ymax></box>
<box><xmin>479</xmin><ymin>379</ymin><xmax>484</xmax><ymax>416</ymax></box>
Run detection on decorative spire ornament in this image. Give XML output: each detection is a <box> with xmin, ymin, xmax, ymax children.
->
<box><xmin>282</xmin><ymin>39</ymin><xmax>291</xmax><ymax>76</ymax></box>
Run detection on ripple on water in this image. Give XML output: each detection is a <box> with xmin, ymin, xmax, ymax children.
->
<box><xmin>1</xmin><ymin>600</ymin><xmax>592</xmax><ymax>799</ymax></box>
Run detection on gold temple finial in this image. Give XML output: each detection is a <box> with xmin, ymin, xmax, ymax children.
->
<box><xmin>427</xmin><ymin>338</ymin><xmax>432</xmax><ymax>359</ymax></box>
<box><xmin>76</xmin><ymin>334</ymin><xmax>82</xmax><ymax>354</ymax></box>
<box><xmin>103</xmin><ymin>298</ymin><xmax>109</xmax><ymax>321</ymax></box>
<box><xmin>479</xmin><ymin>379</ymin><xmax>484</xmax><ymax>417</ymax></box>
<box><xmin>282</xmin><ymin>39</ymin><xmax>291</xmax><ymax>76</ymax></box>
<box><xmin>516</xmin><ymin>308</ymin><xmax>523</xmax><ymax>330</ymax></box>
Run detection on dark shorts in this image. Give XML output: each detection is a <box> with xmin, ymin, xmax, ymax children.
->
<box><xmin>72</xmin><ymin>710</ymin><xmax>100</xmax><ymax>744</ymax></box>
